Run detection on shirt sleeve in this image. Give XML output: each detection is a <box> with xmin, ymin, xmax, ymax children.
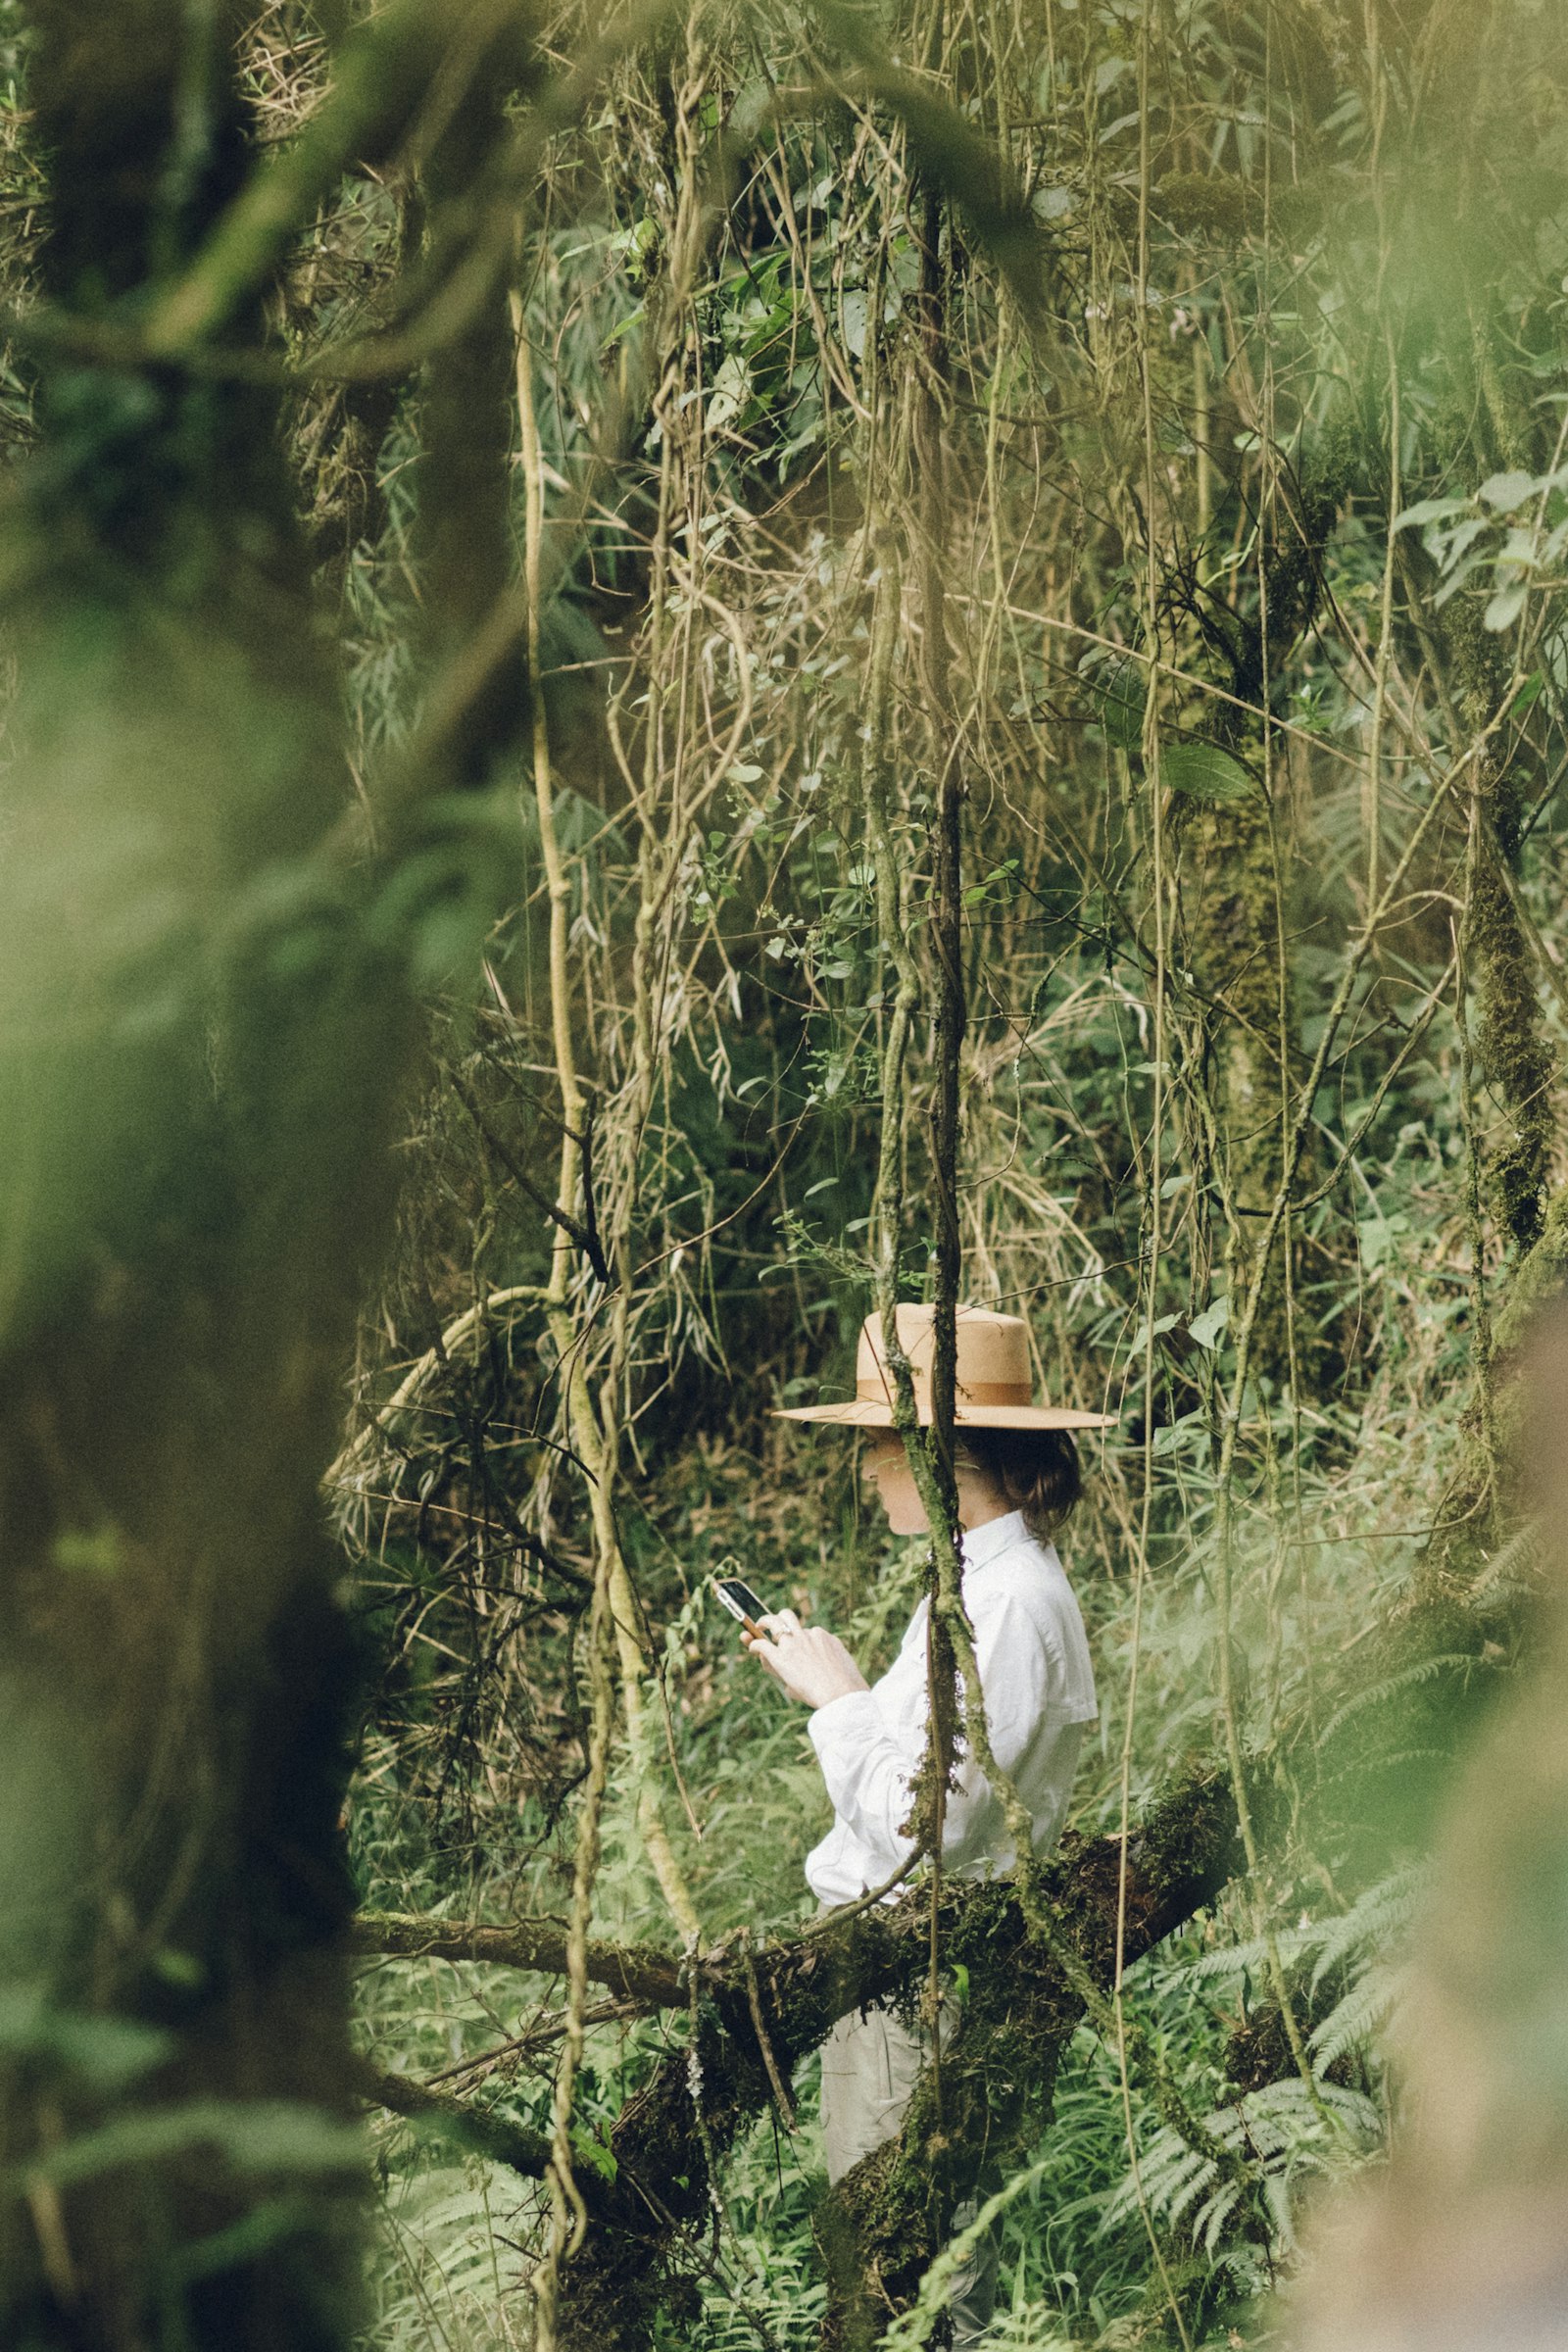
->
<box><xmin>808</xmin><ymin>1592</ymin><xmax>1054</xmax><ymax>1883</ymax></box>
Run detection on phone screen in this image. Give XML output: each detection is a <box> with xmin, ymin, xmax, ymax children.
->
<box><xmin>713</xmin><ymin>1575</ymin><xmax>769</xmax><ymax>1628</ymax></box>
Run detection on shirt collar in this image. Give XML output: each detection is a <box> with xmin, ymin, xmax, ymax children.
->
<box><xmin>960</xmin><ymin>1509</ymin><xmax>1028</xmax><ymax>1572</ymax></box>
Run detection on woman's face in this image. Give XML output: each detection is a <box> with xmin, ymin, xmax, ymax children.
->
<box><xmin>863</xmin><ymin>1434</ymin><xmax>928</xmax><ymax>1535</ymax></box>
<box><xmin>862</xmin><ymin>1433</ymin><xmax>1010</xmax><ymax>1535</ymax></box>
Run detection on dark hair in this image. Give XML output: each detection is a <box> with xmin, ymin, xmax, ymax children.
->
<box><xmin>956</xmin><ymin>1427</ymin><xmax>1082</xmax><ymax>1539</ymax></box>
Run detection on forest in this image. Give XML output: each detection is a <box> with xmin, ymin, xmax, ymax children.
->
<box><xmin>1</xmin><ymin>2</ymin><xmax>1566</xmax><ymax>2348</ymax></box>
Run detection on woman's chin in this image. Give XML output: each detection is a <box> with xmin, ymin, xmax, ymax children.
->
<box><xmin>870</xmin><ymin>1486</ymin><xmax>930</xmax><ymax>1539</ymax></box>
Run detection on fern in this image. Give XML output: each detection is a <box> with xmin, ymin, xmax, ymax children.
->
<box><xmin>1182</xmin><ymin>1925</ymin><xmax>1316</xmax><ymax>1984</ymax></box>
<box><xmin>1306</xmin><ymin>1865</ymin><xmax>1423</xmax><ymax>1991</ymax></box>
<box><xmin>367</xmin><ymin>2160</ymin><xmax>535</xmax><ymax>2351</ymax></box>
<box><xmin>1311</xmin><ymin>1966</ymin><xmax>1403</xmax><ymax>2072</ymax></box>
<box><xmin>1314</xmin><ymin>1653</ymin><xmax>1487</xmax><ymax>1749</ymax></box>
<box><xmin>1101</xmin><ymin>2080</ymin><xmax>1383</xmax><ymax>2258</ymax></box>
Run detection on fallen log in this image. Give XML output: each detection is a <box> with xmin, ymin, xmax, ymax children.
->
<box><xmin>354</xmin><ymin>2056</ymin><xmax>553</xmax><ymax>2180</ymax></box>
<box><xmin>555</xmin><ymin>1763</ymin><xmax>1238</xmax><ymax>2351</ymax></box>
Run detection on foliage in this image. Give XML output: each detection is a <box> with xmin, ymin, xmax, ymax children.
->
<box><xmin>316</xmin><ymin>0</ymin><xmax>1568</xmax><ymax>2338</ymax></box>
<box><xmin>3</xmin><ymin>0</ymin><xmax>1567</xmax><ymax>2346</ymax></box>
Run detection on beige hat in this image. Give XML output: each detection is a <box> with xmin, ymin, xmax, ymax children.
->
<box><xmin>775</xmin><ymin>1301</ymin><xmax>1116</xmax><ymax>1430</ymax></box>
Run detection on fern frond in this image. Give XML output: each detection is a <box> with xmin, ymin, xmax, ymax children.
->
<box><xmin>1315</xmin><ymin>1654</ymin><xmax>1486</xmax><ymax>1748</ymax></box>
<box><xmin>1305</xmin><ymin>1863</ymin><xmax>1421</xmax><ymax>1975</ymax></box>
<box><xmin>1311</xmin><ymin>1966</ymin><xmax>1405</xmax><ymax>2068</ymax></box>
<box><xmin>1100</xmin><ymin>2078</ymin><xmax>1382</xmax><ymax>2253</ymax></box>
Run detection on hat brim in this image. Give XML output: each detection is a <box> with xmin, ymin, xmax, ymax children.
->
<box><xmin>773</xmin><ymin>1400</ymin><xmax>1117</xmax><ymax>1430</ymax></box>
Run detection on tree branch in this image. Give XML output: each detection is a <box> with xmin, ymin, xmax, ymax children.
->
<box><xmin>355</xmin><ymin>2056</ymin><xmax>552</xmax><ymax>2178</ymax></box>
<box><xmin>349</xmin><ymin>1910</ymin><xmax>688</xmax><ymax>2006</ymax></box>
<box><xmin>324</xmin><ymin>1284</ymin><xmax>547</xmax><ymax>1492</ymax></box>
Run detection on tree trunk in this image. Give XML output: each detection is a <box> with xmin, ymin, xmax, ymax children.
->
<box><xmin>0</xmin><ymin>9</ymin><xmax>428</xmax><ymax>2344</ymax></box>
<box><xmin>1176</xmin><ymin>445</ymin><xmax>1353</xmax><ymax>1386</ymax></box>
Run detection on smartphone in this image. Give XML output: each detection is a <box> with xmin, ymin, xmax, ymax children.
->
<box><xmin>711</xmin><ymin>1574</ymin><xmax>770</xmax><ymax>1637</ymax></box>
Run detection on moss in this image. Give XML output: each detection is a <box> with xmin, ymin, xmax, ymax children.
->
<box><xmin>1180</xmin><ymin>789</ymin><xmax>1292</xmax><ymax>1368</ymax></box>
<box><xmin>1446</xmin><ymin>585</ymin><xmax>1556</xmax><ymax>1257</ymax></box>
<box><xmin>816</xmin><ymin>1770</ymin><xmax>1240</xmax><ymax>2343</ymax></box>
<box><xmin>822</xmin><ymin>2005</ymin><xmax>1069</xmax><ymax>2345</ymax></box>
<box><xmin>1471</xmin><ymin>855</ymin><xmax>1553</xmax><ymax>1253</ymax></box>
<box><xmin>1491</xmin><ymin>1184</ymin><xmax>1568</xmax><ymax>1359</ymax></box>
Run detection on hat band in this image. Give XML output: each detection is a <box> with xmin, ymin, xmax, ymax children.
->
<box><xmin>856</xmin><ymin>1375</ymin><xmax>1032</xmax><ymax>1407</ymax></box>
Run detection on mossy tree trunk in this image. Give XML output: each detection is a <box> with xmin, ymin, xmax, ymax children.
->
<box><xmin>1447</xmin><ymin>600</ymin><xmax>1555</xmax><ymax>1263</ymax></box>
<box><xmin>0</xmin><ymin>7</ymin><xmax>479</xmax><ymax>2345</ymax></box>
<box><xmin>1174</xmin><ymin>447</ymin><xmax>1354</xmax><ymax>1388</ymax></box>
<box><xmin>416</xmin><ymin>15</ymin><xmax>536</xmax><ymax>783</ymax></box>
<box><xmin>1179</xmin><ymin>788</ymin><xmax>1294</xmax><ymax>1364</ymax></box>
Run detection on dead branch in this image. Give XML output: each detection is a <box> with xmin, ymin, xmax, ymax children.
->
<box><xmin>351</xmin><ymin>1763</ymin><xmax>1235</xmax><ymax>2345</ymax></box>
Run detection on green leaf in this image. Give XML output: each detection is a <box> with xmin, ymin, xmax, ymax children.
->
<box><xmin>164</xmin><ymin>2195</ymin><xmax>320</xmax><ymax>2288</ymax></box>
<box><xmin>52</xmin><ymin>1524</ymin><xmax>122</xmax><ymax>1578</ymax></box>
<box><xmin>1079</xmin><ymin>651</ymin><xmax>1147</xmax><ymax>750</ymax></box>
<box><xmin>0</xmin><ymin>1988</ymin><xmax>170</xmax><ymax>2091</ymax></box>
<box><xmin>27</xmin><ymin>2099</ymin><xmax>365</xmax><ymax>2191</ymax></box>
<box><xmin>1393</xmin><ymin>497</ymin><xmax>1468</xmax><ymax>531</ymax></box>
<box><xmin>1429</xmin><ymin>515</ymin><xmax>1491</xmax><ymax>575</ymax></box>
<box><xmin>1161</xmin><ymin>742</ymin><xmax>1254</xmax><ymax>804</ymax></box>
<box><xmin>1152</xmin><ymin>1411</ymin><xmax>1205</xmax><ymax>1455</ymax></box>
<box><xmin>571</xmin><ymin>2131</ymin><xmax>618</xmax><ymax>2183</ymax></box>
<box><xmin>1189</xmin><ymin>1298</ymin><xmax>1230</xmax><ymax>1349</ymax></box>
<box><xmin>1478</xmin><ymin>470</ymin><xmax>1536</xmax><ymax>511</ymax></box>
<box><xmin>152</xmin><ymin>1949</ymin><xmax>206</xmax><ymax>1991</ymax></box>
<box><xmin>1484</xmin><ymin>582</ymin><xmax>1528</xmax><ymax>632</ymax></box>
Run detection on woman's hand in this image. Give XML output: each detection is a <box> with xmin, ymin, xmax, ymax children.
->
<box><xmin>742</xmin><ymin>1610</ymin><xmax>870</xmax><ymax>1709</ymax></box>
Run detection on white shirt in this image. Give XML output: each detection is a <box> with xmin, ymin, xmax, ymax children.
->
<box><xmin>805</xmin><ymin>1509</ymin><xmax>1099</xmax><ymax>1907</ymax></box>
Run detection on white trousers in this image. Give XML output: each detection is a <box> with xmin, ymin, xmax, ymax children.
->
<box><xmin>819</xmin><ymin>2003</ymin><xmax>999</xmax><ymax>2347</ymax></box>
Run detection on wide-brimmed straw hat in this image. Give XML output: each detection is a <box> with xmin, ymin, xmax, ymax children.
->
<box><xmin>775</xmin><ymin>1302</ymin><xmax>1116</xmax><ymax>1431</ymax></box>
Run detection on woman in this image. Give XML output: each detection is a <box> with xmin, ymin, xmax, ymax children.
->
<box><xmin>745</xmin><ymin>1301</ymin><xmax>1111</xmax><ymax>2340</ymax></box>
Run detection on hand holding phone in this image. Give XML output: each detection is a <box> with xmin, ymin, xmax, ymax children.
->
<box><xmin>713</xmin><ymin>1574</ymin><xmax>872</xmax><ymax>1710</ymax></box>
<box><xmin>711</xmin><ymin>1574</ymin><xmax>770</xmax><ymax>1639</ymax></box>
